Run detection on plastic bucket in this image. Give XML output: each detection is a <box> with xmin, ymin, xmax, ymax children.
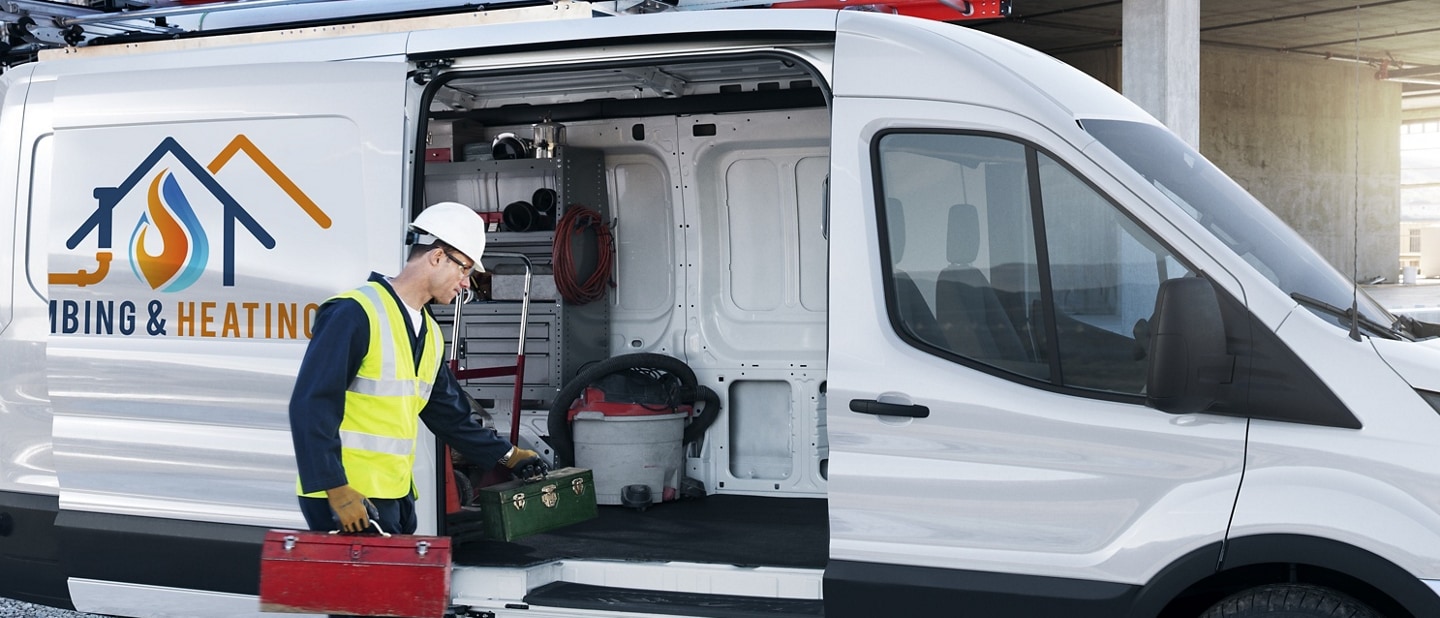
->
<box><xmin>572</xmin><ymin>410</ymin><xmax>686</xmax><ymax>505</ymax></box>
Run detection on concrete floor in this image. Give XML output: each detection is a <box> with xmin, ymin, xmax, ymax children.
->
<box><xmin>1364</xmin><ymin>282</ymin><xmax>1440</xmax><ymax>319</ymax></box>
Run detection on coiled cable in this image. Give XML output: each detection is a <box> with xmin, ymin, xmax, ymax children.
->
<box><xmin>553</xmin><ymin>204</ymin><xmax>613</xmax><ymax>305</ymax></box>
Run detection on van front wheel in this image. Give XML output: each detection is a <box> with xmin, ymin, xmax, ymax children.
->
<box><xmin>1199</xmin><ymin>583</ymin><xmax>1382</xmax><ymax>618</ymax></box>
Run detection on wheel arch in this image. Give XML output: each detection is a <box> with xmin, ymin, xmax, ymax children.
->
<box><xmin>1127</xmin><ymin>534</ymin><xmax>1440</xmax><ymax>618</ymax></box>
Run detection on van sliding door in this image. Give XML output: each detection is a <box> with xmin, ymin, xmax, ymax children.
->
<box><xmin>44</xmin><ymin>59</ymin><xmax>409</xmax><ymax>613</ymax></box>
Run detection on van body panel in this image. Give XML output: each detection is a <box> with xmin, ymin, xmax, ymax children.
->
<box><xmin>1229</xmin><ymin>310</ymin><xmax>1440</xmax><ymax>580</ymax></box>
<box><xmin>37</xmin><ymin>32</ymin><xmax>411</xmax><ymax>75</ymax></box>
<box><xmin>56</xmin><ymin>510</ymin><xmax>266</xmax><ymax>604</ymax></box>
<box><xmin>68</xmin><ymin>577</ymin><xmax>311</xmax><ymax>618</ymax></box>
<box><xmin>43</xmin><ymin>60</ymin><xmax>409</xmax><ymax>528</ymax></box>
<box><xmin>1</xmin><ymin>69</ymin><xmax>67</xmax><ymax>609</ymax></box>
<box><xmin>0</xmin><ymin>69</ymin><xmax>18</xmax><ymax>336</ymax></box>
<box><xmin>1372</xmin><ymin>335</ymin><xmax>1440</xmax><ymax>392</ymax></box>
<box><xmin>824</xmin><ymin>90</ymin><xmax>1248</xmax><ymax>585</ymax></box>
<box><xmin>4</xmin><ymin>67</ymin><xmax>59</xmax><ymax>496</ymax></box>
<box><xmin>832</xmin><ymin>12</ymin><xmax>1151</xmax><ymax>130</ymax></box>
<box><xmin>824</xmin><ymin>559</ymin><xmax>1140</xmax><ymax>618</ymax></box>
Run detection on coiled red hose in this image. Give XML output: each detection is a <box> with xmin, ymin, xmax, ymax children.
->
<box><xmin>553</xmin><ymin>204</ymin><xmax>613</xmax><ymax>305</ymax></box>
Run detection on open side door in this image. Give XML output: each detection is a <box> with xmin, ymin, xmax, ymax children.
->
<box><xmin>41</xmin><ymin>59</ymin><xmax>411</xmax><ymax>615</ymax></box>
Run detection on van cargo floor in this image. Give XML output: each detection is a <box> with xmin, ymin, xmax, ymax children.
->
<box><xmin>451</xmin><ymin>495</ymin><xmax>828</xmax><ymax>569</ymax></box>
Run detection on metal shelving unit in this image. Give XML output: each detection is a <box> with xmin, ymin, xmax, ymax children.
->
<box><xmin>427</xmin><ymin>147</ymin><xmax>611</xmax><ymax>409</ymax></box>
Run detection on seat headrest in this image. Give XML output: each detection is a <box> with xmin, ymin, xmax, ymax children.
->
<box><xmin>947</xmin><ymin>204</ymin><xmax>980</xmax><ymax>265</ymax></box>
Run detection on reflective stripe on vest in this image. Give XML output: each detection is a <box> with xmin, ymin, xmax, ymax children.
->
<box><xmin>339</xmin><ymin>429</ymin><xmax>415</xmax><ymax>456</ymax></box>
<box><xmin>299</xmin><ymin>281</ymin><xmax>444</xmax><ymax>499</ymax></box>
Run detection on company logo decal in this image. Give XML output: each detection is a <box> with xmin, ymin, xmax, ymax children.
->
<box><xmin>132</xmin><ymin>170</ymin><xmax>208</xmax><ymax>292</ymax></box>
<box><xmin>49</xmin><ymin>134</ymin><xmax>332</xmax><ymax>339</ymax></box>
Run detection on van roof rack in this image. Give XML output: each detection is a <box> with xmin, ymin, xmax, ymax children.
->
<box><xmin>0</xmin><ymin>0</ymin><xmax>1010</xmax><ymax>69</ymax></box>
<box><xmin>1</xmin><ymin>0</ymin><xmax>571</xmax><ymax>67</ymax></box>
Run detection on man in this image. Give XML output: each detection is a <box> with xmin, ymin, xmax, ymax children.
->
<box><xmin>289</xmin><ymin>201</ymin><xmax>546</xmax><ymax>534</ymax></box>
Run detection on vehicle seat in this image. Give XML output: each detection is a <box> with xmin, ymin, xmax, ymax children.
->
<box><xmin>887</xmin><ymin>199</ymin><xmax>944</xmax><ymax>347</ymax></box>
<box><xmin>934</xmin><ymin>204</ymin><xmax>1026</xmax><ymax>361</ymax></box>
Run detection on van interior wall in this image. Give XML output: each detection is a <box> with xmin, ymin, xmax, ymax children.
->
<box><xmin>426</xmin><ymin>101</ymin><xmax>832</xmax><ymax>566</ymax></box>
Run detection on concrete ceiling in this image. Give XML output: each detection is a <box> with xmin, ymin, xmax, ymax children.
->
<box><xmin>967</xmin><ymin>0</ymin><xmax>1440</xmax><ymax>110</ymax></box>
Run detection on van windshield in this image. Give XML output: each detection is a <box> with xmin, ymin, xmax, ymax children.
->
<box><xmin>1082</xmin><ymin>119</ymin><xmax>1394</xmax><ymax>332</ymax></box>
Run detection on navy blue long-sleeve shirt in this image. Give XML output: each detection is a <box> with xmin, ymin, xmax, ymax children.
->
<box><xmin>289</xmin><ymin>273</ymin><xmax>512</xmax><ymax>496</ymax></box>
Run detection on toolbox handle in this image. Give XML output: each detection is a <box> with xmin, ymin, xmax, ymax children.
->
<box><xmin>327</xmin><ymin>519</ymin><xmax>392</xmax><ymax>538</ymax></box>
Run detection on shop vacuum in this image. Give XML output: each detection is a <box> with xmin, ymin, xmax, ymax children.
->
<box><xmin>547</xmin><ymin>353</ymin><xmax>719</xmax><ymax>509</ymax></box>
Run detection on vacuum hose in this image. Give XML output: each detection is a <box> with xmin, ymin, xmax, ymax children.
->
<box><xmin>547</xmin><ymin>353</ymin><xmax>720</xmax><ymax>467</ymax></box>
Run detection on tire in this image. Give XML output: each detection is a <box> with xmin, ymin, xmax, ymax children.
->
<box><xmin>1199</xmin><ymin>583</ymin><xmax>1384</xmax><ymax>618</ymax></box>
<box><xmin>453</xmin><ymin>469</ymin><xmax>475</xmax><ymax>506</ymax></box>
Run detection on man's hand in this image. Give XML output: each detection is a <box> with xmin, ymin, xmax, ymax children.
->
<box><xmin>502</xmin><ymin>447</ymin><xmax>550</xmax><ymax>480</ymax></box>
<box><xmin>326</xmin><ymin>484</ymin><xmax>371</xmax><ymax>532</ymax></box>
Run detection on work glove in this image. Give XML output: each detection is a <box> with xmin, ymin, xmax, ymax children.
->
<box><xmin>326</xmin><ymin>485</ymin><xmax>379</xmax><ymax>533</ymax></box>
<box><xmin>502</xmin><ymin>446</ymin><xmax>550</xmax><ymax>480</ymax></box>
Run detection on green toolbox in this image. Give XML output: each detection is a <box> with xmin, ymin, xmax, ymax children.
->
<box><xmin>476</xmin><ymin>467</ymin><xmax>598</xmax><ymax>541</ymax></box>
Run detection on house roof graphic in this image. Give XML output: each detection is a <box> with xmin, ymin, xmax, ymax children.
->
<box><xmin>62</xmin><ymin>134</ymin><xmax>330</xmax><ymax>287</ymax></box>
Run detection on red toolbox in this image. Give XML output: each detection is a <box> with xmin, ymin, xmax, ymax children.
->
<box><xmin>259</xmin><ymin>528</ymin><xmax>451</xmax><ymax>617</ymax></box>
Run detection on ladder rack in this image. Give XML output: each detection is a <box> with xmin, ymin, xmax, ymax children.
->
<box><xmin>1</xmin><ymin>0</ymin><xmax>566</xmax><ymax>66</ymax></box>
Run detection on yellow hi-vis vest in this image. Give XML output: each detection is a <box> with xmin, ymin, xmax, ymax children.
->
<box><xmin>299</xmin><ymin>281</ymin><xmax>445</xmax><ymax>500</ymax></box>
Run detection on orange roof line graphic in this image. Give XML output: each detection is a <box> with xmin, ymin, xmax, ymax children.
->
<box><xmin>208</xmin><ymin>134</ymin><xmax>332</xmax><ymax>229</ymax></box>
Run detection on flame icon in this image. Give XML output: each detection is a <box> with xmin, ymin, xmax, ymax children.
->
<box><xmin>129</xmin><ymin>169</ymin><xmax>209</xmax><ymax>292</ymax></box>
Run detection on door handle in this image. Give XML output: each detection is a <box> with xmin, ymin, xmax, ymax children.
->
<box><xmin>849</xmin><ymin>399</ymin><xmax>930</xmax><ymax>418</ymax></box>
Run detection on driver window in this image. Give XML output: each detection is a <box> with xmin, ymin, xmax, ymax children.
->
<box><xmin>877</xmin><ymin>132</ymin><xmax>1192</xmax><ymax>397</ymax></box>
<box><xmin>878</xmin><ymin>134</ymin><xmax>1050</xmax><ymax>381</ymax></box>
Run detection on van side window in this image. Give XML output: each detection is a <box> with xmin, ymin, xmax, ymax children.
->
<box><xmin>877</xmin><ymin>132</ymin><xmax>1193</xmax><ymax>397</ymax></box>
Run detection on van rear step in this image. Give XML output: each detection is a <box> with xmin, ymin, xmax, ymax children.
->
<box><xmin>523</xmin><ymin>582</ymin><xmax>825</xmax><ymax>618</ymax></box>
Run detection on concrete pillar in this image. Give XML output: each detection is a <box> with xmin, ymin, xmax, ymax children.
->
<box><xmin>1122</xmin><ymin>0</ymin><xmax>1199</xmax><ymax>148</ymax></box>
<box><xmin>1200</xmin><ymin>48</ymin><xmax>1401</xmax><ymax>282</ymax></box>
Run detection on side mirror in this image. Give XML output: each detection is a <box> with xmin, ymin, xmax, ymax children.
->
<box><xmin>1146</xmin><ymin>277</ymin><xmax>1234</xmax><ymax>414</ymax></box>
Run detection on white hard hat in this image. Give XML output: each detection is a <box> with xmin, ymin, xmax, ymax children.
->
<box><xmin>411</xmin><ymin>202</ymin><xmax>487</xmax><ymax>273</ymax></box>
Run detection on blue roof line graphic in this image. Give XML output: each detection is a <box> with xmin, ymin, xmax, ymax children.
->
<box><xmin>65</xmin><ymin>136</ymin><xmax>277</xmax><ymax>286</ymax></box>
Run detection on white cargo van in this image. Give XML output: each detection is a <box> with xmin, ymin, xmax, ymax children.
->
<box><xmin>3</xmin><ymin>3</ymin><xmax>1440</xmax><ymax>618</ymax></box>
